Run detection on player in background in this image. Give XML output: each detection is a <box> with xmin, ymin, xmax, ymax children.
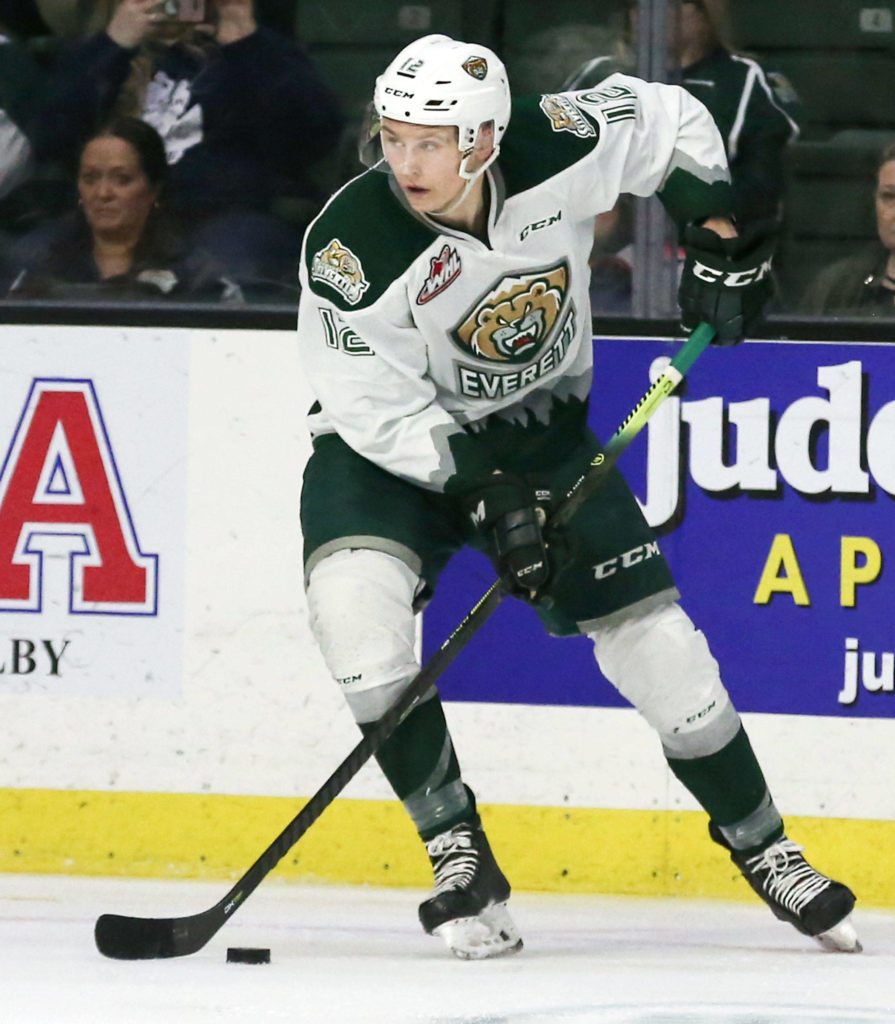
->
<box><xmin>296</xmin><ymin>34</ymin><xmax>860</xmax><ymax>960</ymax></box>
<box><xmin>564</xmin><ymin>0</ymin><xmax>801</xmax><ymax>227</ymax></box>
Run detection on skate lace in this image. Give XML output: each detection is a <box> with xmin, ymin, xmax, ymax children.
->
<box><xmin>426</xmin><ymin>826</ymin><xmax>479</xmax><ymax>897</ymax></box>
<box><xmin>744</xmin><ymin>839</ymin><xmax>831</xmax><ymax>915</ymax></box>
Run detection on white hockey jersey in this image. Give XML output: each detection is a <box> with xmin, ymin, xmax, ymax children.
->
<box><xmin>297</xmin><ymin>74</ymin><xmax>731</xmax><ymax>493</ymax></box>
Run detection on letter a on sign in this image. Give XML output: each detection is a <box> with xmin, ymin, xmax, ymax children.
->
<box><xmin>0</xmin><ymin>380</ymin><xmax>158</xmax><ymax>614</ymax></box>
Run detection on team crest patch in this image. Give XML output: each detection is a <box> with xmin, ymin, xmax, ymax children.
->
<box><xmin>451</xmin><ymin>263</ymin><xmax>576</xmax><ymax>399</ymax></box>
<box><xmin>462</xmin><ymin>56</ymin><xmax>488</xmax><ymax>80</ymax></box>
<box><xmin>310</xmin><ymin>238</ymin><xmax>369</xmax><ymax>305</ymax></box>
<box><xmin>539</xmin><ymin>93</ymin><xmax>596</xmax><ymax>138</ymax></box>
<box><xmin>452</xmin><ymin>263</ymin><xmax>569</xmax><ymax>364</ymax></box>
<box><xmin>417</xmin><ymin>244</ymin><xmax>461</xmax><ymax>304</ymax></box>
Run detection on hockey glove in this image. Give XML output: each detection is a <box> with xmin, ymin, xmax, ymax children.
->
<box><xmin>463</xmin><ymin>474</ymin><xmax>550</xmax><ymax>598</ymax></box>
<box><xmin>679</xmin><ymin>221</ymin><xmax>777</xmax><ymax>345</ymax></box>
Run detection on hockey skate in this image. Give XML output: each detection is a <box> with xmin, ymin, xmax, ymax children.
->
<box><xmin>710</xmin><ymin>823</ymin><xmax>861</xmax><ymax>952</ymax></box>
<box><xmin>419</xmin><ymin>813</ymin><xmax>523</xmax><ymax>960</ymax></box>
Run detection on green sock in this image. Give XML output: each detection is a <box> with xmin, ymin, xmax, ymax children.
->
<box><xmin>666</xmin><ymin>725</ymin><xmax>771</xmax><ymax>826</ymax></box>
<box><xmin>360</xmin><ymin>692</ymin><xmax>471</xmax><ymax>838</ymax></box>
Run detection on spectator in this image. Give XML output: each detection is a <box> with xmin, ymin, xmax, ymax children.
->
<box><xmin>0</xmin><ymin>24</ymin><xmax>42</xmax><ymax>201</ymax></box>
<box><xmin>8</xmin><ymin>115</ymin><xmax>241</xmax><ymax>301</ymax></box>
<box><xmin>32</xmin><ymin>0</ymin><xmax>343</xmax><ymax>290</ymax></box>
<box><xmin>800</xmin><ymin>142</ymin><xmax>895</xmax><ymax>316</ymax></box>
<box><xmin>564</xmin><ymin>0</ymin><xmax>800</xmax><ymax>227</ymax></box>
<box><xmin>0</xmin><ymin>17</ymin><xmax>52</xmax><ymax>287</ymax></box>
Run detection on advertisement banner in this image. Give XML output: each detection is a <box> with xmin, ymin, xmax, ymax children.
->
<box><xmin>0</xmin><ymin>326</ymin><xmax>187</xmax><ymax>697</ymax></box>
<box><xmin>424</xmin><ymin>337</ymin><xmax>895</xmax><ymax>719</ymax></box>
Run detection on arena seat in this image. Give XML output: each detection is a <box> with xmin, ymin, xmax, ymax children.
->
<box><xmin>296</xmin><ymin>0</ymin><xmax>500</xmax><ymax>116</ymax></box>
<box><xmin>730</xmin><ymin>0</ymin><xmax>894</xmax><ymax>50</ymax></box>
<box><xmin>729</xmin><ymin>0</ymin><xmax>895</xmax><ymax>139</ymax></box>
<box><xmin>724</xmin><ymin>1</ymin><xmax>894</xmax><ymax>307</ymax></box>
<box><xmin>767</xmin><ymin>53</ymin><xmax>895</xmax><ymax>137</ymax></box>
<box><xmin>500</xmin><ymin>0</ymin><xmax>625</xmax><ymax>50</ymax></box>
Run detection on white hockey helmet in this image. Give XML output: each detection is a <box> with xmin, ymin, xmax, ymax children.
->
<box><xmin>366</xmin><ymin>34</ymin><xmax>511</xmax><ymax>180</ymax></box>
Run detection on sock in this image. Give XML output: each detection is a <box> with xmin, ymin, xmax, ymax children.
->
<box><xmin>666</xmin><ymin>724</ymin><xmax>783</xmax><ymax>847</ymax></box>
<box><xmin>360</xmin><ymin>692</ymin><xmax>472</xmax><ymax>839</ymax></box>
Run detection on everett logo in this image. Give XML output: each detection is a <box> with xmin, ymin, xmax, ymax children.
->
<box><xmin>451</xmin><ymin>263</ymin><xmax>576</xmax><ymax>399</ymax></box>
<box><xmin>452</xmin><ymin>263</ymin><xmax>569</xmax><ymax>364</ymax></box>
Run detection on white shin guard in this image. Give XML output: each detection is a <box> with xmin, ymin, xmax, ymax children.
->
<box><xmin>306</xmin><ymin>549</ymin><xmax>428</xmax><ymax>725</ymax></box>
<box><xmin>589</xmin><ymin>601</ymin><xmax>741</xmax><ymax>759</ymax></box>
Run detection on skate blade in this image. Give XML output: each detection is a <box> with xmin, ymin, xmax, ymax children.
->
<box><xmin>433</xmin><ymin>901</ymin><xmax>523</xmax><ymax>961</ymax></box>
<box><xmin>814</xmin><ymin>914</ymin><xmax>862</xmax><ymax>953</ymax></box>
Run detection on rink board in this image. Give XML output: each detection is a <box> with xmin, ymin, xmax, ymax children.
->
<box><xmin>427</xmin><ymin>338</ymin><xmax>895</xmax><ymax>720</ymax></box>
<box><xmin>3</xmin><ymin>787</ymin><xmax>894</xmax><ymax>907</ymax></box>
<box><xmin>0</xmin><ymin>324</ymin><xmax>892</xmax><ymax>902</ymax></box>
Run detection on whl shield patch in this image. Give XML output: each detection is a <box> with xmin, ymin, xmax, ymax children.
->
<box><xmin>417</xmin><ymin>245</ymin><xmax>462</xmax><ymax>305</ymax></box>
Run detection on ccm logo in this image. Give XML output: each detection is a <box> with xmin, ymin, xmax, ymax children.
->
<box><xmin>384</xmin><ymin>87</ymin><xmax>415</xmax><ymax>98</ymax></box>
<box><xmin>517</xmin><ymin>560</ymin><xmax>545</xmax><ymax>578</ymax></box>
<box><xmin>692</xmin><ymin>257</ymin><xmax>772</xmax><ymax>287</ymax></box>
<box><xmin>593</xmin><ymin>541</ymin><xmax>660</xmax><ymax>579</ymax></box>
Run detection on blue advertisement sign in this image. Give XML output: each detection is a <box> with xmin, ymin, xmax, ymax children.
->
<box><xmin>423</xmin><ymin>337</ymin><xmax>895</xmax><ymax>719</ymax></box>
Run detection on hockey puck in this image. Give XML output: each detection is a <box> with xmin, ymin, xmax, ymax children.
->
<box><xmin>226</xmin><ymin>947</ymin><xmax>270</xmax><ymax>964</ymax></box>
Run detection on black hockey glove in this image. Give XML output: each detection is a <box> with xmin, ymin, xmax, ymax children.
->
<box><xmin>463</xmin><ymin>474</ymin><xmax>550</xmax><ymax>599</ymax></box>
<box><xmin>679</xmin><ymin>221</ymin><xmax>777</xmax><ymax>345</ymax></box>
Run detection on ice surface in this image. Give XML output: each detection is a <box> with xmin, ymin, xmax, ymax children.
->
<box><xmin>2</xmin><ymin>873</ymin><xmax>894</xmax><ymax>1023</ymax></box>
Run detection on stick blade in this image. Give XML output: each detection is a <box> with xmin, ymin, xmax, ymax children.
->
<box><xmin>95</xmin><ymin>913</ymin><xmax>201</xmax><ymax>959</ymax></box>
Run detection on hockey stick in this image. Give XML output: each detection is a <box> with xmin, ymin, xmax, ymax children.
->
<box><xmin>94</xmin><ymin>322</ymin><xmax>715</xmax><ymax>960</ymax></box>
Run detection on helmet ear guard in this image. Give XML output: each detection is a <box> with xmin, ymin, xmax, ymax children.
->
<box><xmin>360</xmin><ymin>34</ymin><xmax>511</xmax><ymax>181</ymax></box>
<box><xmin>457</xmin><ymin>120</ymin><xmax>497</xmax><ymax>180</ymax></box>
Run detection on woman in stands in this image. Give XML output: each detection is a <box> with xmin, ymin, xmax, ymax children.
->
<box><xmin>9</xmin><ymin>115</ymin><xmax>239</xmax><ymax>300</ymax></box>
<box><xmin>800</xmin><ymin>142</ymin><xmax>895</xmax><ymax>315</ymax></box>
<box><xmin>30</xmin><ymin>0</ymin><xmax>342</xmax><ymax>291</ymax></box>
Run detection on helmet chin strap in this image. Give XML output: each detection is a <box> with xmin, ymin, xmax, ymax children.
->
<box><xmin>432</xmin><ymin>144</ymin><xmax>500</xmax><ymax>216</ymax></box>
<box><xmin>432</xmin><ymin>177</ymin><xmax>478</xmax><ymax>216</ymax></box>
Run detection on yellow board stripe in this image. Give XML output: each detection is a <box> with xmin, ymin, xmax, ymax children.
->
<box><xmin>2</xmin><ymin>788</ymin><xmax>890</xmax><ymax>906</ymax></box>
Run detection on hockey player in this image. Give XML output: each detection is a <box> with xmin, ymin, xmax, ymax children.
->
<box><xmin>296</xmin><ymin>34</ymin><xmax>860</xmax><ymax>959</ymax></box>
